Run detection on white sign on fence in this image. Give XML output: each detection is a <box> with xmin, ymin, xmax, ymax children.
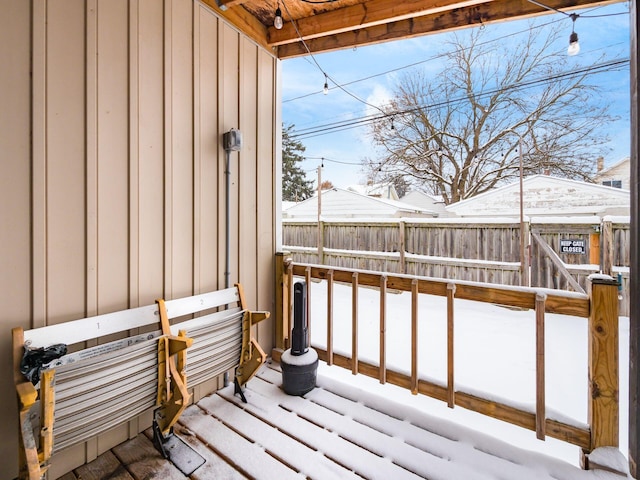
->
<box><xmin>560</xmin><ymin>238</ymin><xmax>586</xmax><ymax>255</ymax></box>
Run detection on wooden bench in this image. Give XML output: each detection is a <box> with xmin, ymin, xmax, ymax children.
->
<box><xmin>12</xmin><ymin>284</ymin><xmax>269</xmax><ymax>480</ymax></box>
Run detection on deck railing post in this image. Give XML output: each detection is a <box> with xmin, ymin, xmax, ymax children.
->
<box><xmin>274</xmin><ymin>252</ymin><xmax>291</xmax><ymax>352</ymax></box>
<box><xmin>587</xmin><ymin>275</ymin><xmax>619</xmax><ymax>453</ymax></box>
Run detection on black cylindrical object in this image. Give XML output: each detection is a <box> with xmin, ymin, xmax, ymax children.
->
<box><xmin>291</xmin><ymin>280</ymin><xmax>308</xmax><ymax>355</ymax></box>
<box><xmin>281</xmin><ymin>349</ymin><xmax>318</xmax><ymax>396</ymax></box>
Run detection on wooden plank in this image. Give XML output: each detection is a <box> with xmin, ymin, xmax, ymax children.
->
<box><xmin>41</xmin><ymin>370</ymin><xmax>55</xmax><ymax>463</ymax></box>
<box><xmin>200</xmin><ymin>0</ymin><xmax>270</xmax><ymax>51</ymax></box>
<box><xmin>447</xmin><ymin>283</ymin><xmax>456</xmax><ymax>409</ymax></box>
<box><xmin>46</xmin><ymin>0</ymin><xmax>87</xmax><ymax>332</ymax></box>
<box><xmin>201</xmin><ymin>393</ymin><xmax>362</xmax><ymax>480</ymax></box>
<box><xmin>275</xmin><ymin>253</ymin><xmax>289</xmax><ymax>350</ymax></box>
<box><xmin>588</xmin><ymin>276</ymin><xmax>619</xmax><ymax>450</ymax></box>
<box><xmin>411</xmin><ymin>279</ymin><xmax>418</xmax><ymax>395</ymax></box>
<box><xmin>269</xmin><ymin>0</ymin><xmax>486</xmax><ymax>46</ymax></box>
<box><xmin>166</xmin><ymin>287</ymin><xmax>240</xmax><ymax>318</ymax></box>
<box><xmin>24</xmin><ymin>288</ymin><xmax>241</xmax><ymax>349</ymax></box>
<box><xmin>74</xmin><ymin>450</ymin><xmax>134</xmax><ymax>480</ymax></box>
<box><xmin>112</xmin><ymin>434</ymin><xmax>186</xmax><ymax>480</ymax></box>
<box><xmin>313</xmin><ymin>349</ymin><xmax>591</xmax><ymax>449</ymax></box>
<box><xmin>135</xmin><ymin>0</ymin><xmax>165</xmax><ymax>309</ymax></box>
<box><xmin>276</xmin><ymin>0</ymin><xmax>619</xmax><ymax>58</ymax></box>
<box><xmin>379</xmin><ymin>275</ymin><xmax>387</xmax><ymax>384</ymax></box>
<box><xmin>290</xmin><ymin>263</ymin><xmax>590</xmax><ymax>317</ymax></box>
<box><xmin>531</xmin><ymin>232</ymin><xmax>585</xmax><ymax>294</ymax></box>
<box><xmin>535</xmin><ymin>293</ymin><xmax>546</xmax><ymax>440</ymax></box>
<box><xmin>352</xmin><ymin>272</ymin><xmax>359</xmax><ymax>375</ymax></box>
<box><xmin>255</xmin><ymin>47</ymin><xmax>278</xmax><ymax>353</ymax></box>
<box><xmin>179</xmin><ymin>405</ymin><xmax>299</xmax><ymax>479</ymax></box>
<box><xmin>455</xmin><ymin>391</ymin><xmax>591</xmax><ymax>449</ymax></box>
<box><xmin>589</xmin><ymin>233</ymin><xmax>601</xmax><ymax>266</ymax></box>
<box><xmin>23</xmin><ymin>304</ymin><xmax>159</xmax><ymax>348</ymax></box>
<box><xmin>305</xmin><ymin>266</ymin><xmax>312</xmax><ymax>346</ymax></box>
<box><xmin>238</xmin><ymin>34</ymin><xmax>259</xmax><ymax>313</ymax></box>
<box><xmin>601</xmin><ymin>220</ymin><xmax>614</xmax><ymax>276</ymax></box>
<box><xmin>57</xmin><ymin>474</ymin><xmax>78</xmax><ymax>480</ymax></box>
<box><xmin>327</xmin><ymin>269</ymin><xmax>334</xmax><ymax>366</ymax></box>
<box><xmin>170</xmin><ymin>425</ymin><xmax>247</xmax><ymax>480</ymax></box>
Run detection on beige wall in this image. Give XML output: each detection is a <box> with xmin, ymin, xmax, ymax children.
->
<box><xmin>0</xmin><ymin>0</ymin><xmax>280</xmax><ymax>477</ymax></box>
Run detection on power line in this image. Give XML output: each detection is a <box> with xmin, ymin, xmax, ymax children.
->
<box><xmin>304</xmin><ymin>156</ymin><xmax>363</xmax><ymax>165</ymax></box>
<box><xmin>280</xmin><ymin>0</ymin><xmax>392</xmax><ymax>118</ymax></box>
<box><xmin>290</xmin><ymin>57</ymin><xmax>629</xmax><ymax>140</ymax></box>
<box><xmin>282</xmin><ymin>4</ymin><xmax>629</xmax><ymax>104</ymax></box>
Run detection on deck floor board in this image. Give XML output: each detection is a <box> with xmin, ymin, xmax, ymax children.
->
<box><xmin>55</xmin><ymin>362</ymin><xmax>623</xmax><ymax>480</ymax></box>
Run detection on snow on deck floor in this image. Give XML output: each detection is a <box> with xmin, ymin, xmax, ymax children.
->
<box><xmin>58</xmin><ymin>362</ymin><xmax>627</xmax><ymax>480</ymax></box>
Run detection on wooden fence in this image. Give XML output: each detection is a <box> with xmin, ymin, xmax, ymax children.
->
<box><xmin>272</xmin><ymin>257</ymin><xmax>620</xmax><ymax>459</ymax></box>
<box><xmin>282</xmin><ymin>218</ymin><xmax>630</xmax><ymax>315</ymax></box>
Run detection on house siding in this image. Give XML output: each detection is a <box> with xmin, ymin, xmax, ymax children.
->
<box><xmin>0</xmin><ymin>0</ymin><xmax>279</xmax><ymax>477</ymax></box>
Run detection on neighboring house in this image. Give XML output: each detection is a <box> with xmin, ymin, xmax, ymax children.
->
<box><xmin>446</xmin><ymin>175</ymin><xmax>630</xmax><ymax>218</ymax></box>
<box><xmin>401</xmin><ymin>190</ymin><xmax>451</xmax><ymax>217</ymax></box>
<box><xmin>346</xmin><ymin>182</ymin><xmax>400</xmax><ymax>200</ymax></box>
<box><xmin>283</xmin><ymin>188</ymin><xmax>439</xmax><ymax>219</ymax></box>
<box><xmin>593</xmin><ymin>157</ymin><xmax>631</xmax><ymax>190</ymax></box>
<box><xmin>282</xmin><ymin>200</ymin><xmax>297</xmax><ymax>212</ymax></box>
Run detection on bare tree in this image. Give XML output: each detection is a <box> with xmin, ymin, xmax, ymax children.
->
<box><xmin>366</xmin><ymin>25</ymin><xmax>615</xmax><ymax>204</ymax></box>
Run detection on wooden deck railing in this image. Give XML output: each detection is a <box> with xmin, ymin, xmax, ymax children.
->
<box><xmin>273</xmin><ymin>253</ymin><xmax>619</xmax><ymax>455</ymax></box>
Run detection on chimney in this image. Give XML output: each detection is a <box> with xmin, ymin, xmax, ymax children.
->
<box><xmin>597</xmin><ymin>156</ymin><xmax>604</xmax><ymax>172</ymax></box>
<box><xmin>543</xmin><ymin>168</ymin><xmax>550</xmax><ymax>175</ymax></box>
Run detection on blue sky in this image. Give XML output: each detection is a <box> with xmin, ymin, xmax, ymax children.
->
<box><xmin>281</xmin><ymin>4</ymin><xmax>631</xmax><ymax>190</ymax></box>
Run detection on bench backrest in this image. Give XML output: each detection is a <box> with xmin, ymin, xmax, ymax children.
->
<box><xmin>16</xmin><ymin>286</ymin><xmax>246</xmax><ymax>454</ymax></box>
<box><xmin>23</xmin><ymin>287</ymin><xmax>243</xmax><ymax>348</ymax></box>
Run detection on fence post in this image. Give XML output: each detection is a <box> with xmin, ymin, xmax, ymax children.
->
<box><xmin>318</xmin><ymin>220</ymin><xmax>325</xmax><ymax>265</ymax></box>
<box><xmin>399</xmin><ymin>220</ymin><xmax>406</xmax><ymax>274</ymax></box>
<box><xmin>601</xmin><ymin>219</ymin><xmax>614</xmax><ymax>276</ymax></box>
<box><xmin>587</xmin><ymin>275</ymin><xmax>619</xmax><ymax>455</ymax></box>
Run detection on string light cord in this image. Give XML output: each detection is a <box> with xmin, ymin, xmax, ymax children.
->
<box><xmin>280</xmin><ymin>0</ymin><xmax>395</xmax><ymax>118</ymax></box>
<box><xmin>283</xmin><ymin>3</ymin><xmax>628</xmax><ymax>104</ymax></box>
<box><xmin>291</xmin><ymin>57</ymin><xmax>629</xmax><ymax>140</ymax></box>
<box><xmin>527</xmin><ymin>0</ymin><xmax>628</xmax><ymax>18</ymax></box>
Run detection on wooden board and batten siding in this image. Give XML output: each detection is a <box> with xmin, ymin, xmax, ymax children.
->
<box><xmin>0</xmin><ymin>1</ymin><xmax>279</xmax><ymax>478</ymax></box>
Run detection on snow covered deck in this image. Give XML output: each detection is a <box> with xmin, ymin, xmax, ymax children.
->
<box><xmin>56</xmin><ymin>362</ymin><xmax>624</xmax><ymax>480</ymax></box>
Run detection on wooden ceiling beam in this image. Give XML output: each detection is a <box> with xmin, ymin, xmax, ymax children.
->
<box><xmin>268</xmin><ymin>0</ymin><xmax>487</xmax><ymax>46</ymax></box>
<box><xmin>276</xmin><ymin>0</ymin><xmax>620</xmax><ymax>58</ymax></box>
<box><xmin>200</xmin><ymin>0</ymin><xmax>273</xmax><ymax>52</ymax></box>
<box><xmin>217</xmin><ymin>0</ymin><xmax>250</xmax><ymax>10</ymax></box>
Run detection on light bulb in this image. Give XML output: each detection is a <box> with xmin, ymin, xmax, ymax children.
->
<box><xmin>567</xmin><ymin>31</ymin><xmax>580</xmax><ymax>56</ymax></box>
<box><xmin>274</xmin><ymin>7</ymin><xmax>283</xmax><ymax>29</ymax></box>
<box><xmin>323</xmin><ymin>81</ymin><xmax>329</xmax><ymax>95</ymax></box>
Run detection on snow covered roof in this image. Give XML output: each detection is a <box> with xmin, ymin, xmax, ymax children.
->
<box><xmin>346</xmin><ymin>182</ymin><xmax>400</xmax><ymax>200</ymax></box>
<box><xmin>446</xmin><ymin>175</ymin><xmax>630</xmax><ymax>218</ymax></box>
<box><xmin>593</xmin><ymin>157</ymin><xmax>630</xmax><ymax>190</ymax></box>
<box><xmin>400</xmin><ymin>191</ymin><xmax>452</xmax><ymax>217</ymax></box>
<box><xmin>282</xmin><ymin>200</ymin><xmax>297</xmax><ymax>211</ymax></box>
<box><xmin>282</xmin><ymin>188</ymin><xmax>438</xmax><ymax>219</ymax></box>
<box><xmin>596</xmin><ymin>156</ymin><xmax>630</xmax><ymax>177</ymax></box>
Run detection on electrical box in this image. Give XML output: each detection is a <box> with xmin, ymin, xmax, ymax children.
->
<box><xmin>223</xmin><ymin>128</ymin><xmax>242</xmax><ymax>152</ymax></box>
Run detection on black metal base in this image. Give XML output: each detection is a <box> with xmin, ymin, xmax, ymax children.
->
<box><xmin>234</xmin><ymin>376</ymin><xmax>247</xmax><ymax>403</ymax></box>
<box><xmin>152</xmin><ymin>418</ymin><xmax>206</xmax><ymax>475</ymax></box>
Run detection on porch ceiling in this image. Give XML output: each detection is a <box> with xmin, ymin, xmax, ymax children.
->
<box><xmin>203</xmin><ymin>0</ymin><xmax>620</xmax><ymax>58</ymax></box>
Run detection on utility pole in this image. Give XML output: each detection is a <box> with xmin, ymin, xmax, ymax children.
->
<box><xmin>518</xmin><ymin>135</ymin><xmax>528</xmax><ymax>287</ymax></box>
<box><xmin>317</xmin><ymin>165</ymin><xmax>323</xmax><ymax>263</ymax></box>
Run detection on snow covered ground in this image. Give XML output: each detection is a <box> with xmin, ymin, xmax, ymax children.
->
<box><xmin>302</xmin><ymin>278</ymin><xmax>630</xmax><ymax>470</ymax></box>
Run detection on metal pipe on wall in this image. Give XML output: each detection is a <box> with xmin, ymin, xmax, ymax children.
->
<box><xmin>223</xmin><ymin>129</ymin><xmax>242</xmax><ymax>289</ymax></box>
